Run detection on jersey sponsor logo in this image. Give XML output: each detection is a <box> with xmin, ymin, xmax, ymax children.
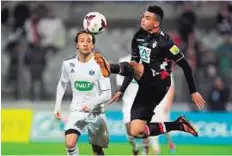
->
<box><xmin>71</xmin><ymin>69</ymin><xmax>74</xmax><ymax>73</ymax></box>
<box><xmin>89</xmin><ymin>70</ymin><xmax>95</xmax><ymax>76</ymax></box>
<box><xmin>138</xmin><ymin>46</ymin><xmax>151</xmax><ymax>63</ymax></box>
<box><xmin>74</xmin><ymin>81</ymin><xmax>94</xmax><ymax>91</ymax></box>
<box><xmin>169</xmin><ymin>45</ymin><xmax>180</xmax><ymax>55</ymax></box>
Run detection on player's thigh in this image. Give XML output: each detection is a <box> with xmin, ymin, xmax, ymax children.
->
<box><xmin>129</xmin><ymin>62</ymin><xmax>144</xmax><ymax>80</ymax></box>
<box><xmin>130</xmin><ymin>86</ymin><xmax>157</xmax><ymax>122</ymax></box>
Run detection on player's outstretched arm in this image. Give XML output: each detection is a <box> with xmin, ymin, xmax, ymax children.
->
<box><xmin>176</xmin><ymin>58</ymin><xmax>205</xmax><ymax>110</ymax></box>
<box><xmin>54</xmin><ymin>63</ymin><xmax>69</xmax><ymax>119</ymax></box>
<box><xmin>83</xmin><ymin>77</ymin><xmax>111</xmax><ymax>111</ymax></box>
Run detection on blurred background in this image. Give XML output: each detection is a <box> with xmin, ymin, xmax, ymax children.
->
<box><xmin>1</xmin><ymin>1</ymin><xmax>232</xmax><ymax>155</ymax></box>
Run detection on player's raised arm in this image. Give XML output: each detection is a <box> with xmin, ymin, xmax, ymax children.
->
<box><xmin>163</xmin><ymin>37</ymin><xmax>205</xmax><ymax>110</ymax></box>
<box><xmin>54</xmin><ymin>62</ymin><xmax>69</xmax><ymax>119</ymax></box>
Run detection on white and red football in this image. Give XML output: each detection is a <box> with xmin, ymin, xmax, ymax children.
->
<box><xmin>83</xmin><ymin>12</ymin><xmax>107</xmax><ymax>35</ymax></box>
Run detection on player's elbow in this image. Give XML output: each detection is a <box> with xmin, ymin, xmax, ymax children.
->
<box><xmin>177</xmin><ymin>58</ymin><xmax>192</xmax><ymax>74</ymax></box>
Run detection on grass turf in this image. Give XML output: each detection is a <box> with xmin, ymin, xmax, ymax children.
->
<box><xmin>2</xmin><ymin>142</ymin><xmax>232</xmax><ymax>155</ymax></box>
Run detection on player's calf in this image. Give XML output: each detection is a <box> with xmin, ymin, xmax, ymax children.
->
<box><xmin>92</xmin><ymin>144</ymin><xmax>104</xmax><ymax>155</ymax></box>
<box><xmin>145</xmin><ymin>116</ymin><xmax>198</xmax><ymax>137</ymax></box>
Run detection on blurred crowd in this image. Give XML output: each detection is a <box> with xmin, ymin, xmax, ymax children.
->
<box><xmin>1</xmin><ymin>1</ymin><xmax>232</xmax><ymax>111</ymax></box>
<box><xmin>2</xmin><ymin>2</ymin><xmax>66</xmax><ymax>100</ymax></box>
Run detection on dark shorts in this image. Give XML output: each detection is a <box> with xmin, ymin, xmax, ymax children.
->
<box><xmin>130</xmin><ymin>65</ymin><xmax>171</xmax><ymax>122</ymax></box>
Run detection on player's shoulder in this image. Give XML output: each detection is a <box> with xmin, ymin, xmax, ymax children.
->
<box><xmin>159</xmin><ymin>30</ymin><xmax>172</xmax><ymax>41</ymax></box>
<box><xmin>158</xmin><ymin>30</ymin><xmax>173</xmax><ymax>47</ymax></box>
<box><xmin>62</xmin><ymin>54</ymin><xmax>77</xmax><ymax>65</ymax></box>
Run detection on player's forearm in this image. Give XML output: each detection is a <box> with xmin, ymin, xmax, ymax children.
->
<box><xmin>55</xmin><ymin>80</ymin><xmax>67</xmax><ymax>110</ymax></box>
<box><xmin>176</xmin><ymin>58</ymin><xmax>197</xmax><ymax>94</ymax></box>
<box><xmin>119</xmin><ymin>75</ymin><xmax>133</xmax><ymax>93</ymax></box>
<box><xmin>86</xmin><ymin>90</ymin><xmax>111</xmax><ymax>109</ymax></box>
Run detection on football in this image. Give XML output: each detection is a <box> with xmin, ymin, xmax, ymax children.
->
<box><xmin>83</xmin><ymin>12</ymin><xmax>107</xmax><ymax>35</ymax></box>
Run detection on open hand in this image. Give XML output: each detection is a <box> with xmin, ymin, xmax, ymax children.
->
<box><xmin>191</xmin><ymin>92</ymin><xmax>205</xmax><ymax>110</ymax></box>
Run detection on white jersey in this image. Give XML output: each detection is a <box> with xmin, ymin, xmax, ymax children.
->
<box><xmin>56</xmin><ymin>55</ymin><xmax>111</xmax><ymax>112</ymax></box>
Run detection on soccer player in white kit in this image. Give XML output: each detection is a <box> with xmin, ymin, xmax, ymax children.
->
<box><xmin>116</xmin><ymin>55</ymin><xmax>175</xmax><ymax>155</ymax></box>
<box><xmin>53</xmin><ymin>31</ymin><xmax>111</xmax><ymax>156</ymax></box>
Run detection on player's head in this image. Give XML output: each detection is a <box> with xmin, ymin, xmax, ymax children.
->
<box><xmin>75</xmin><ymin>30</ymin><xmax>95</xmax><ymax>55</ymax></box>
<box><xmin>141</xmin><ymin>5</ymin><xmax>164</xmax><ymax>32</ymax></box>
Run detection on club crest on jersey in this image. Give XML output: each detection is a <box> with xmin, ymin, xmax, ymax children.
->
<box><xmin>71</xmin><ymin>69</ymin><xmax>74</xmax><ymax>73</ymax></box>
<box><xmin>69</xmin><ymin>63</ymin><xmax>75</xmax><ymax>67</ymax></box>
<box><xmin>152</xmin><ymin>41</ymin><xmax>157</xmax><ymax>48</ymax></box>
<box><xmin>89</xmin><ymin>70</ymin><xmax>95</xmax><ymax>76</ymax></box>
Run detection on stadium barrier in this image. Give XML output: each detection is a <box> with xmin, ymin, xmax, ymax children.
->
<box><xmin>1</xmin><ymin>109</ymin><xmax>33</xmax><ymax>142</ymax></box>
<box><xmin>30</xmin><ymin>111</ymin><xmax>232</xmax><ymax>144</ymax></box>
<box><xmin>2</xmin><ymin>109</ymin><xmax>232</xmax><ymax>144</ymax></box>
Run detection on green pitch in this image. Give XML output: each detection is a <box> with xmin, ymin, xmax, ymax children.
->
<box><xmin>2</xmin><ymin>142</ymin><xmax>232</xmax><ymax>155</ymax></box>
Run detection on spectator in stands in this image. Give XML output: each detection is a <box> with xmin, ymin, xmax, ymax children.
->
<box><xmin>38</xmin><ymin>7</ymin><xmax>66</xmax><ymax>54</ymax></box>
<box><xmin>208</xmin><ymin>77</ymin><xmax>230</xmax><ymax>111</ymax></box>
<box><xmin>13</xmin><ymin>2</ymin><xmax>30</xmax><ymax>36</ymax></box>
<box><xmin>178</xmin><ymin>2</ymin><xmax>196</xmax><ymax>50</ymax></box>
<box><xmin>1</xmin><ymin>2</ymin><xmax>9</xmax><ymax>25</ymax></box>
<box><xmin>5</xmin><ymin>41</ymin><xmax>23</xmax><ymax>99</ymax></box>
<box><xmin>24</xmin><ymin>4</ymin><xmax>48</xmax><ymax>101</ymax></box>
<box><xmin>215</xmin><ymin>35</ymin><xmax>232</xmax><ymax>83</ymax></box>
<box><xmin>216</xmin><ymin>2</ymin><xmax>232</xmax><ymax>36</ymax></box>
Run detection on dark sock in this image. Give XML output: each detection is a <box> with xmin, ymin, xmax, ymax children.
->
<box><xmin>146</xmin><ymin>122</ymin><xmax>182</xmax><ymax>136</ymax></box>
<box><xmin>92</xmin><ymin>145</ymin><xmax>104</xmax><ymax>155</ymax></box>
<box><xmin>110</xmin><ymin>62</ymin><xmax>134</xmax><ymax>76</ymax></box>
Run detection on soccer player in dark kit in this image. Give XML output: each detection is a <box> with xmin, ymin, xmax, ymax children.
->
<box><xmin>94</xmin><ymin>5</ymin><xmax>205</xmax><ymax>138</ymax></box>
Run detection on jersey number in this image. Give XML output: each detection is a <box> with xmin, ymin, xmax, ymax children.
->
<box><xmin>138</xmin><ymin>46</ymin><xmax>151</xmax><ymax>63</ymax></box>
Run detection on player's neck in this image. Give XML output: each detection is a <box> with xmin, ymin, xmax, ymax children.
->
<box><xmin>78</xmin><ymin>52</ymin><xmax>93</xmax><ymax>63</ymax></box>
<box><xmin>149</xmin><ymin>27</ymin><xmax>161</xmax><ymax>34</ymax></box>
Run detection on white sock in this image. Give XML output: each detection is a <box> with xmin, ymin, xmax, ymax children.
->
<box><xmin>128</xmin><ymin>135</ymin><xmax>138</xmax><ymax>150</ymax></box>
<box><xmin>149</xmin><ymin>136</ymin><xmax>160</xmax><ymax>154</ymax></box>
<box><xmin>66</xmin><ymin>146</ymin><xmax>79</xmax><ymax>156</ymax></box>
<box><xmin>142</xmin><ymin>137</ymin><xmax>149</xmax><ymax>155</ymax></box>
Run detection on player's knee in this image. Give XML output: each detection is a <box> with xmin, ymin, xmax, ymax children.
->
<box><xmin>130</xmin><ymin>120</ymin><xmax>146</xmax><ymax>137</ymax></box>
<box><xmin>130</xmin><ymin>128</ymin><xmax>145</xmax><ymax>137</ymax></box>
<box><xmin>66</xmin><ymin>140</ymin><xmax>76</xmax><ymax>149</ymax></box>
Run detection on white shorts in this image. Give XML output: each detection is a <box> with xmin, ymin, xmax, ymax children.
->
<box><xmin>65</xmin><ymin>111</ymin><xmax>109</xmax><ymax>148</ymax></box>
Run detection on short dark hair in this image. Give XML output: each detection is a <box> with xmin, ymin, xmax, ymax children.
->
<box><xmin>147</xmin><ymin>5</ymin><xmax>164</xmax><ymax>22</ymax></box>
<box><xmin>74</xmin><ymin>30</ymin><xmax>96</xmax><ymax>44</ymax></box>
